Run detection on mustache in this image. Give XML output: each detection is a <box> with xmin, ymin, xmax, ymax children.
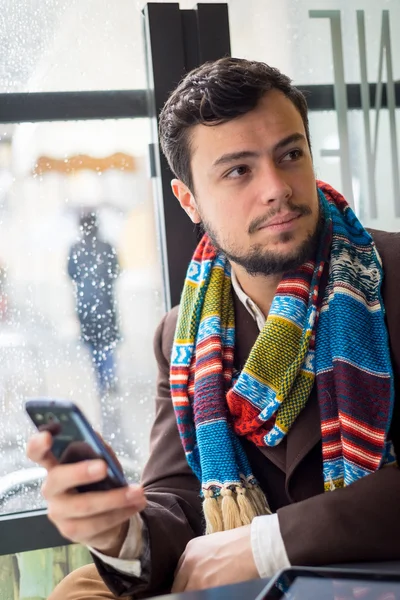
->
<box><xmin>248</xmin><ymin>200</ymin><xmax>312</xmax><ymax>235</ymax></box>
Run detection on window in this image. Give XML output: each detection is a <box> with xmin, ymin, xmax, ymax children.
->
<box><xmin>0</xmin><ymin>117</ymin><xmax>164</xmax><ymax>514</ymax></box>
<box><xmin>0</xmin><ymin>0</ymin><xmax>146</xmax><ymax>92</ymax></box>
<box><xmin>227</xmin><ymin>0</ymin><xmax>400</xmax><ymax>229</ymax></box>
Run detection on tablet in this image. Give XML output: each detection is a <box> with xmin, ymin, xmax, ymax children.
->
<box><xmin>256</xmin><ymin>567</ymin><xmax>400</xmax><ymax>600</ymax></box>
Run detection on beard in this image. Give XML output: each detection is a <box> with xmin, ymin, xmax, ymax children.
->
<box><xmin>199</xmin><ymin>200</ymin><xmax>322</xmax><ymax>277</ymax></box>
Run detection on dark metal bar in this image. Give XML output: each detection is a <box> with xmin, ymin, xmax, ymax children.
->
<box><xmin>144</xmin><ymin>2</ymin><xmax>195</xmax><ymax>311</ymax></box>
<box><xmin>0</xmin><ymin>510</ymin><xmax>70</xmax><ymax>555</ymax></box>
<box><xmin>0</xmin><ymin>90</ymin><xmax>148</xmax><ymax>123</ymax></box>
<box><xmin>196</xmin><ymin>3</ymin><xmax>231</xmax><ymax>64</ymax></box>
<box><xmin>181</xmin><ymin>10</ymin><xmax>200</xmax><ymax>74</ymax></box>
<box><xmin>301</xmin><ymin>82</ymin><xmax>400</xmax><ymax>111</ymax></box>
<box><xmin>0</xmin><ymin>82</ymin><xmax>398</xmax><ymax>126</ymax></box>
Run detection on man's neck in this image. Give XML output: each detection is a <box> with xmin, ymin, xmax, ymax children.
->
<box><xmin>230</xmin><ymin>262</ymin><xmax>282</xmax><ymax>318</ymax></box>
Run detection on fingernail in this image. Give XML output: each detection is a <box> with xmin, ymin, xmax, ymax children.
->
<box><xmin>87</xmin><ymin>461</ymin><xmax>105</xmax><ymax>476</ymax></box>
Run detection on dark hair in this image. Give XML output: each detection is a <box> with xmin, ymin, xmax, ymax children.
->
<box><xmin>159</xmin><ymin>57</ymin><xmax>311</xmax><ymax>191</ymax></box>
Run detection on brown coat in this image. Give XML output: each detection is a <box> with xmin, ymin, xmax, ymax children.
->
<box><xmin>94</xmin><ymin>229</ymin><xmax>400</xmax><ymax>598</ymax></box>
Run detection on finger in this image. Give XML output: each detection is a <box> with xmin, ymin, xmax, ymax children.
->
<box><xmin>41</xmin><ymin>460</ymin><xmax>108</xmax><ymax>498</ymax></box>
<box><xmin>55</xmin><ymin>505</ymin><xmax>144</xmax><ymax>546</ymax></box>
<box><xmin>48</xmin><ymin>485</ymin><xmax>146</xmax><ymax>520</ymax></box>
<box><xmin>26</xmin><ymin>432</ymin><xmax>58</xmax><ymax>470</ymax></box>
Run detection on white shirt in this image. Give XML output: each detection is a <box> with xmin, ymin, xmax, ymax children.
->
<box><xmin>90</xmin><ymin>271</ymin><xmax>290</xmax><ymax>579</ymax></box>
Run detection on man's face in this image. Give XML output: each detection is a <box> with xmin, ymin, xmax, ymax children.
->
<box><xmin>173</xmin><ymin>90</ymin><xmax>320</xmax><ymax>277</ymax></box>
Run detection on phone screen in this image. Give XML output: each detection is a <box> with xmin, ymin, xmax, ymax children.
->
<box><xmin>267</xmin><ymin>576</ymin><xmax>400</xmax><ymax>600</ymax></box>
<box><xmin>26</xmin><ymin>399</ymin><xmax>127</xmax><ymax>492</ymax></box>
<box><xmin>257</xmin><ymin>569</ymin><xmax>400</xmax><ymax>600</ymax></box>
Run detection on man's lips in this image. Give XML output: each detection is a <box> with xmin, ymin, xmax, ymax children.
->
<box><xmin>258</xmin><ymin>212</ymin><xmax>302</xmax><ymax>230</ymax></box>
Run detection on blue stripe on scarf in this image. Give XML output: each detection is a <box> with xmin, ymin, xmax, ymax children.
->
<box><xmin>317</xmin><ymin>305</ymin><xmax>394</xmax><ymax>375</ymax></box>
<box><xmin>194</xmin><ymin>420</ymin><xmax>254</xmax><ymax>490</ymax></box>
<box><xmin>197</xmin><ymin>315</ymin><xmax>234</xmax><ymax>346</ymax></box>
<box><xmin>269</xmin><ymin>295</ymin><xmax>309</xmax><ymax>329</ymax></box>
<box><xmin>234</xmin><ymin>371</ymin><xmax>280</xmax><ymax>411</ymax></box>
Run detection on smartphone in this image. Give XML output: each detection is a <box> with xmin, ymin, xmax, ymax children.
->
<box><xmin>25</xmin><ymin>398</ymin><xmax>127</xmax><ymax>493</ymax></box>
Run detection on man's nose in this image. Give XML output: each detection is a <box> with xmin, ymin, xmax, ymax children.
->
<box><xmin>257</xmin><ymin>163</ymin><xmax>292</xmax><ymax>205</ymax></box>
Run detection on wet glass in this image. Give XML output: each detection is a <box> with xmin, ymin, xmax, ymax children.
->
<box><xmin>0</xmin><ymin>0</ymin><xmax>147</xmax><ymax>92</ymax></box>
<box><xmin>227</xmin><ymin>0</ymin><xmax>400</xmax><ymax>229</ymax></box>
<box><xmin>309</xmin><ymin>109</ymin><xmax>400</xmax><ymax>231</ymax></box>
<box><xmin>0</xmin><ymin>118</ymin><xmax>164</xmax><ymax>513</ymax></box>
<box><xmin>228</xmin><ymin>0</ymin><xmax>400</xmax><ymax>84</ymax></box>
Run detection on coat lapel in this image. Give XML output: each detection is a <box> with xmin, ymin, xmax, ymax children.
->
<box><xmin>285</xmin><ymin>389</ymin><xmax>321</xmax><ymax>479</ymax></box>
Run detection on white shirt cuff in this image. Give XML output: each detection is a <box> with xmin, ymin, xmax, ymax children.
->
<box><xmin>88</xmin><ymin>514</ymin><xmax>144</xmax><ymax>577</ymax></box>
<box><xmin>251</xmin><ymin>513</ymin><xmax>291</xmax><ymax>578</ymax></box>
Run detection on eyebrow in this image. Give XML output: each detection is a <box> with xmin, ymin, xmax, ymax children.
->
<box><xmin>211</xmin><ymin>133</ymin><xmax>306</xmax><ymax>169</ymax></box>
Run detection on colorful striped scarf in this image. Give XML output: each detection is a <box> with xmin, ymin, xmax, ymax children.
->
<box><xmin>170</xmin><ymin>182</ymin><xmax>396</xmax><ymax>533</ymax></box>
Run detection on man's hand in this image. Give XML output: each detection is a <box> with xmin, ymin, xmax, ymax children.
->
<box><xmin>172</xmin><ymin>524</ymin><xmax>258</xmax><ymax>593</ymax></box>
<box><xmin>26</xmin><ymin>431</ymin><xmax>147</xmax><ymax>557</ymax></box>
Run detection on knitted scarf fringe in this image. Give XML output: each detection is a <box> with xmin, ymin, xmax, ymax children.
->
<box><xmin>203</xmin><ymin>484</ymin><xmax>271</xmax><ymax>534</ymax></box>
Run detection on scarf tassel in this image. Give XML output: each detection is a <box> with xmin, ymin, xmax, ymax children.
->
<box><xmin>203</xmin><ymin>485</ymin><xmax>271</xmax><ymax>534</ymax></box>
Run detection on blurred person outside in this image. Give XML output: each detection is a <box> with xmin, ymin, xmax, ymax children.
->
<box><xmin>67</xmin><ymin>212</ymin><xmax>120</xmax><ymax>399</ymax></box>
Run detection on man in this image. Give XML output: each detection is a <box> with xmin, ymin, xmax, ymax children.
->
<box><xmin>67</xmin><ymin>211</ymin><xmax>120</xmax><ymax>397</ymax></box>
<box><xmin>27</xmin><ymin>57</ymin><xmax>400</xmax><ymax>599</ymax></box>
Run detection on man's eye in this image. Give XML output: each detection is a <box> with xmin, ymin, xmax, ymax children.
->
<box><xmin>282</xmin><ymin>149</ymin><xmax>303</xmax><ymax>162</ymax></box>
<box><xmin>226</xmin><ymin>165</ymin><xmax>249</xmax><ymax>178</ymax></box>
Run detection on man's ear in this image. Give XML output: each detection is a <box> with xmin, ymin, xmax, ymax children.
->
<box><xmin>171</xmin><ymin>179</ymin><xmax>201</xmax><ymax>224</ymax></box>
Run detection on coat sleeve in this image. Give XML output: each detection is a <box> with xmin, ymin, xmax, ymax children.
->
<box><xmin>278</xmin><ymin>229</ymin><xmax>400</xmax><ymax>568</ymax></box>
<box><xmin>277</xmin><ymin>463</ymin><xmax>400</xmax><ymax>566</ymax></box>
<box><xmin>92</xmin><ymin>307</ymin><xmax>204</xmax><ymax>598</ymax></box>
